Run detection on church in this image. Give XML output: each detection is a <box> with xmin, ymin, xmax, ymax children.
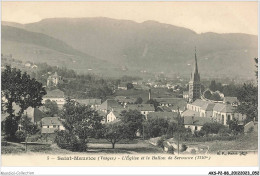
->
<box><xmin>182</xmin><ymin>49</ymin><xmax>246</xmax><ymax>133</ymax></box>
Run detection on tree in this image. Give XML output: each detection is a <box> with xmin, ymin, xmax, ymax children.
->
<box><xmin>43</xmin><ymin>99</ymin><xmax>59</xmax><ymax>116</ymax></box>
<box><xmin>146</xmin><ymin>99</ymin><xmax>160</xmax><ymax>111</ymax></box>
<box><xmin>204</xmin><ymin>90</ymin><xmax>212</xmax><ymax>99</ymax></box>
<box><xmin>201</xmin><ymin>122</ymin><xmax>225</xmax><ymax>135</ymax></box>
<box><xmin>255</xmin><ymin>58</ymin><xmax>258</xmax><ymax>80</ymax></box>
<box><xmin>120</xmin><ymin>110</ymin><xmax>145</xmax><ymax>139</ymax></box>
<box><xmin>59</xmin><ymin>98</ymin><xmax>103</xmax><ymax>151</ymax></box>
<box><xmin>1</xmin><ymin>66</ymin><xmax>46</xmax><ymax>138</ymax></box>
<box><xmin>228</xmin><ymin>119</ymin><xmax>243</xmax><ymax>135</ymax></box>
<box><xmin>20</xmin><ymin>115</ymin><xmax>40</xmax><ymax>151</ymax></box>
<box><xmin>135</xmin><ymin>97</ymin><xmax>143</xmax><ymax>104</ymax></box>
<box><xmin>236</xmin><ymin>83</ymin><xmax>258</xmax><ymax>122</ymax></box>
<box><xmin>126</xmin><ymin>83</ymin><xmax>134</xmax><ymax>90</ymax></box>
<box><xmin>144</xmin><ymin>117</ymin><xmax>170</xmax><ymax>138</ymax></box>
<box><xmin>103</xmin><ymin>121</ymin><xmax>126</xmax><ymax>149</ymax></box>
<box><xmin>222</xmin><ymin>84</ymin><xmax>240</xmax><ymax>97</ymax></box>
<box><xmin>209</xmin><ymin>80</ymin><xmax>217</xmax><ymax>91</ymax></box>
<box><xmin>210</xmin><ymin>92</ymin><xmax>222</xmax><ymax>101</ymax></box>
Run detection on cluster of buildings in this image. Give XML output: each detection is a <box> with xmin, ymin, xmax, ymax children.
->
<box><xmin>98</xmin><ymin>50</ymin><xmax>248</xmax><ymax>134</ymax></box>
<box><xmin>1</xmin><ymin>50</ymin><xmax>252</xmax><ymax>139</ymax></box>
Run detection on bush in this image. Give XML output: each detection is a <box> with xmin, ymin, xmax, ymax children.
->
<box><xmin>157</xmin><ymin>137</ymin><xmax>165</xmax><ymax>149</ymax></box>
<box><xmin>1</xmin><ymin>141</ymin><xmax>8</xmax><ymax>146</ymax></box>
<box><xmin>248</xmin><ymin>126</ymin><xmax>254</xmax><ymax>133</ymax></box>
<box><xmin>167</xmin><ymin>145</ymin><xmax>174</xmax><ymax>154</ymax></box>
<box><xmin>181</xmin><ymin>144</ymin><xmax>188</xmax><ymax>152</ymax></box>
<box><xmin>218</xmin><ymin>127</ymin><xmax>231</xmax><ymax>137</ymax></box>
<box><xmin>15</xmin><ymin>131</ymin><xmax>26</xmax><ymax>142</ymax></box>
<box><xmin>197</xmin><ymin>130</ymin><xmax>206</xmax><ymax>137</ymax></box>
<box><xmin>201</xmin><ymin>123</ymin><xmax>225</xmax><ymax>135</ymax></box>
<box><xmin>55</xmin><ymin>130</ymin><xmax>87</xmax><ymax>152</ymax></box>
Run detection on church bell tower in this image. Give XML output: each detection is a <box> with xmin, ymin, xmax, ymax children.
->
<box><xmin>189</xmin><ymin>48</ymin><xmax>201</xmax><ymax>102</ymax></box>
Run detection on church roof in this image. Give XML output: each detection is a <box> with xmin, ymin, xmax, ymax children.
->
<box><xmin>213</xmin><ymin>103</ymin><xmax>235</xmax><ymax>113</ymax></box>
<box><xmin>191</xmin><ymin>99</ymin><xmax>209</xmax><ymax>107</ymax></box>
<box><xmin>201</xmin><ymin>103</ymin><xmax>215</xmax><ymax>111</ymax></box>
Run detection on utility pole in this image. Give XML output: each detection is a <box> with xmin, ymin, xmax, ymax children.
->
<box><xmin>143</xmin><ymin>123</ymin><xmax>145</xmax><ymax>140</ymax></box>
<box><xmin>177</xmin><ymin>106</ymin><xmax>180</xmax><ymax>155</ymax></box>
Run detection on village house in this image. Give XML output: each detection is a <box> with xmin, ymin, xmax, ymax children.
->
<box><xmin>41</xmin><ymin>117</ymin><xmax>65</xmax><ymax>134</ymax></box>
<box><xmin>117</xmin><ymin>83</ymin><xmax>127</xmax><ymax>90</ymax></box>
<box><xmin>115</xmin><ymin>96</ymin><xmax>136</xmax><ymax>106</ymax></box>
<box><xmin>24</xmin><ymin>62</ymin><xmax>32</xmax><ymax>67</ymax></box>
<box><xmin>97</xmin><ymin>99</ymin><xmax>122</xmax><ymax>114</ymax></box>
<box><xmin>126</xmin><ymin>104</ymin><xmax>155</xmax><ymax>119</ymax></box>
<box><xmin>183</xmin><ymin>116</ymin><xmax>212</xmax><ymax>133</ymax></box>
<box><xmin>23</xmin><ymin>106</ymin><xmax>47</xmax><ymax>124</ymax></box>
<box><xmin>47</xmin><ymin>72</ymin><xmax>63</xmax><ymax>87</ymax></box>
<box><xmin>157</xmin><ymin>106</ymin><xmax>173</xmax><ymax>112</ymax></box>
<box><xmin>223</xmin><ymin>97</ymin><xmax>239</xmax><ymax>106</ymax></box>
<box><xmin>154</xmin><ymin>98</ymin><xmax>187</xmax><ymax>113</ymax></box>
<box><xmin>106</xmin><ymin>108</ymin><xmax>125</xmax><ymax>123</ymax></box>
<box><xmin>42</xmin><ymin>89</ymin><xmax>66</xmax><ymax>109</ymax></box>
<box><xmin>182</xmin><ymin>91</ymin><xmax>189</xmax><ymax>100</ymax></box>
<box><xmin>1</xmin><ymin>104</ymin><xmax>47</xmax><ymax>131</ymax></box>
<box><xmin>76</xmin><ymin>99</ymin><xmax>102</xmax><ymax>109</ymax></box>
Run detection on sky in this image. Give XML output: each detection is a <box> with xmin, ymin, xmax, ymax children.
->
<box><xmin>1</xmin><ymin>1</ymin><xmax>258</xmax><ymax>35</ymax></box>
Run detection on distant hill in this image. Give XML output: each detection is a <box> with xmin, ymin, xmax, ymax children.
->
<box><xmin>2</xmin><ymin>18</ymin><xmax>258</xmax><ymax>79</ymax></box>
<box><xmin>1</xmin><ymin>25</ymin><xmax>115</xmax><ymax>75</ymax></box>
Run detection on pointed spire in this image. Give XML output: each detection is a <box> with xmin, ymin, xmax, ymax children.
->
<box><xmin>194</xmin><ymin>47</ymin><xmax>198</xmax><ymax>74</ymax></box>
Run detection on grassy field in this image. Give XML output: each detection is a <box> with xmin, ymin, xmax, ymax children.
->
<box><xmin>183</xmin><ymin>132</ymin><xmax>258</xmax><ymax>154</ymax></box>
<box><xmin>207</xmin><ymin>132</ymin><xmax>258</xmax><ymax>154</ymax></box>
<box><xmin>2</xmin><ymin>132</ymin><xmax>257</xmax><ymax>155</ymax></box>
<box><xmin>1</xmin><ymin>139</ymin><xmax>163</xmax><ymax>155</ymax></box>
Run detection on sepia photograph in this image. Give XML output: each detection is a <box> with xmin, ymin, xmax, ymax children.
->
<box><xmin>0</xmin><ymin>1</ymin><xmax>258</xmax><ymax>175</ymax></box>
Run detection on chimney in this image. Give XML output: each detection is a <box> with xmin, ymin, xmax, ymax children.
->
<box><xmin>148</xmin><ymin>89</ymin><xmax>151</xmax><ymax>100</ymax></box>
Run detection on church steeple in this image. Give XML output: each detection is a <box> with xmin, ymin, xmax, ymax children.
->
<box><xmin>190</xmin><ymin>47</ymin><xmax>200</xmax><ymax>82</ymax></box>
<box><xmin>188</xmin><ymin>47</ymin><xmax>201</xmax><ymax>102</ymax></box>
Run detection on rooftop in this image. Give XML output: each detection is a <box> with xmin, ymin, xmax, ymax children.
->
<box><xmin>147</xmin><ymin>112</ymin><xmax>179</xmax><ymax>122</ymax></box>
<box><xmin>201</xmin><ymin>103</ymin><xmax>215</xmax><ymax>111</ymax></box>
<box><xmin>76</xmin><ymin>99</ymin><xmax>101</xmax><ymax>106</ymax></box>
<box><xmin>98</xmin><ymin>99</ymin><xmax>122</xmax><ymax>111</ymax></box>
<box><xmin>182</xmin><ymin>110</ymin><xmax>200</xmax><ymax>117</ymax></box>
<box><xmin>41</xmin><ymin>117</ymin><xmax>63</xmax><ymax>126</ymax></box>
<box><xmin>126</xmin><ymin>104</ymin><xmax>155</xmax><ymax>112</ymax></box>
<box><xmin>223</xmin><ymin>97</ymin><xmax>239</xmax><ymax>104</ymax></box>
<box><xmin>115</xmin><ymin>96</ymin><xmax>136</xmax><ymax>104</ymax></box>
<box><xmin>191</xmin><ymin>99</ymin><xmax>210</xmax><ymax>107</ymax></box>
<box><xmin>43</xmin><ymin>89</ymin><xmax>65</xmax><ymax>98</ymax></box>
<box><xmin>213</xmin><ymin>103</ymin><xmax>235</xmax><ymax>113</ymax></box>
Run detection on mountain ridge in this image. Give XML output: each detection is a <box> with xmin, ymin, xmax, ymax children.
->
<box><xmin>2</xmin><ymin>17</ymin><xmax>258</xmax><ymax>79</ymax></box>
